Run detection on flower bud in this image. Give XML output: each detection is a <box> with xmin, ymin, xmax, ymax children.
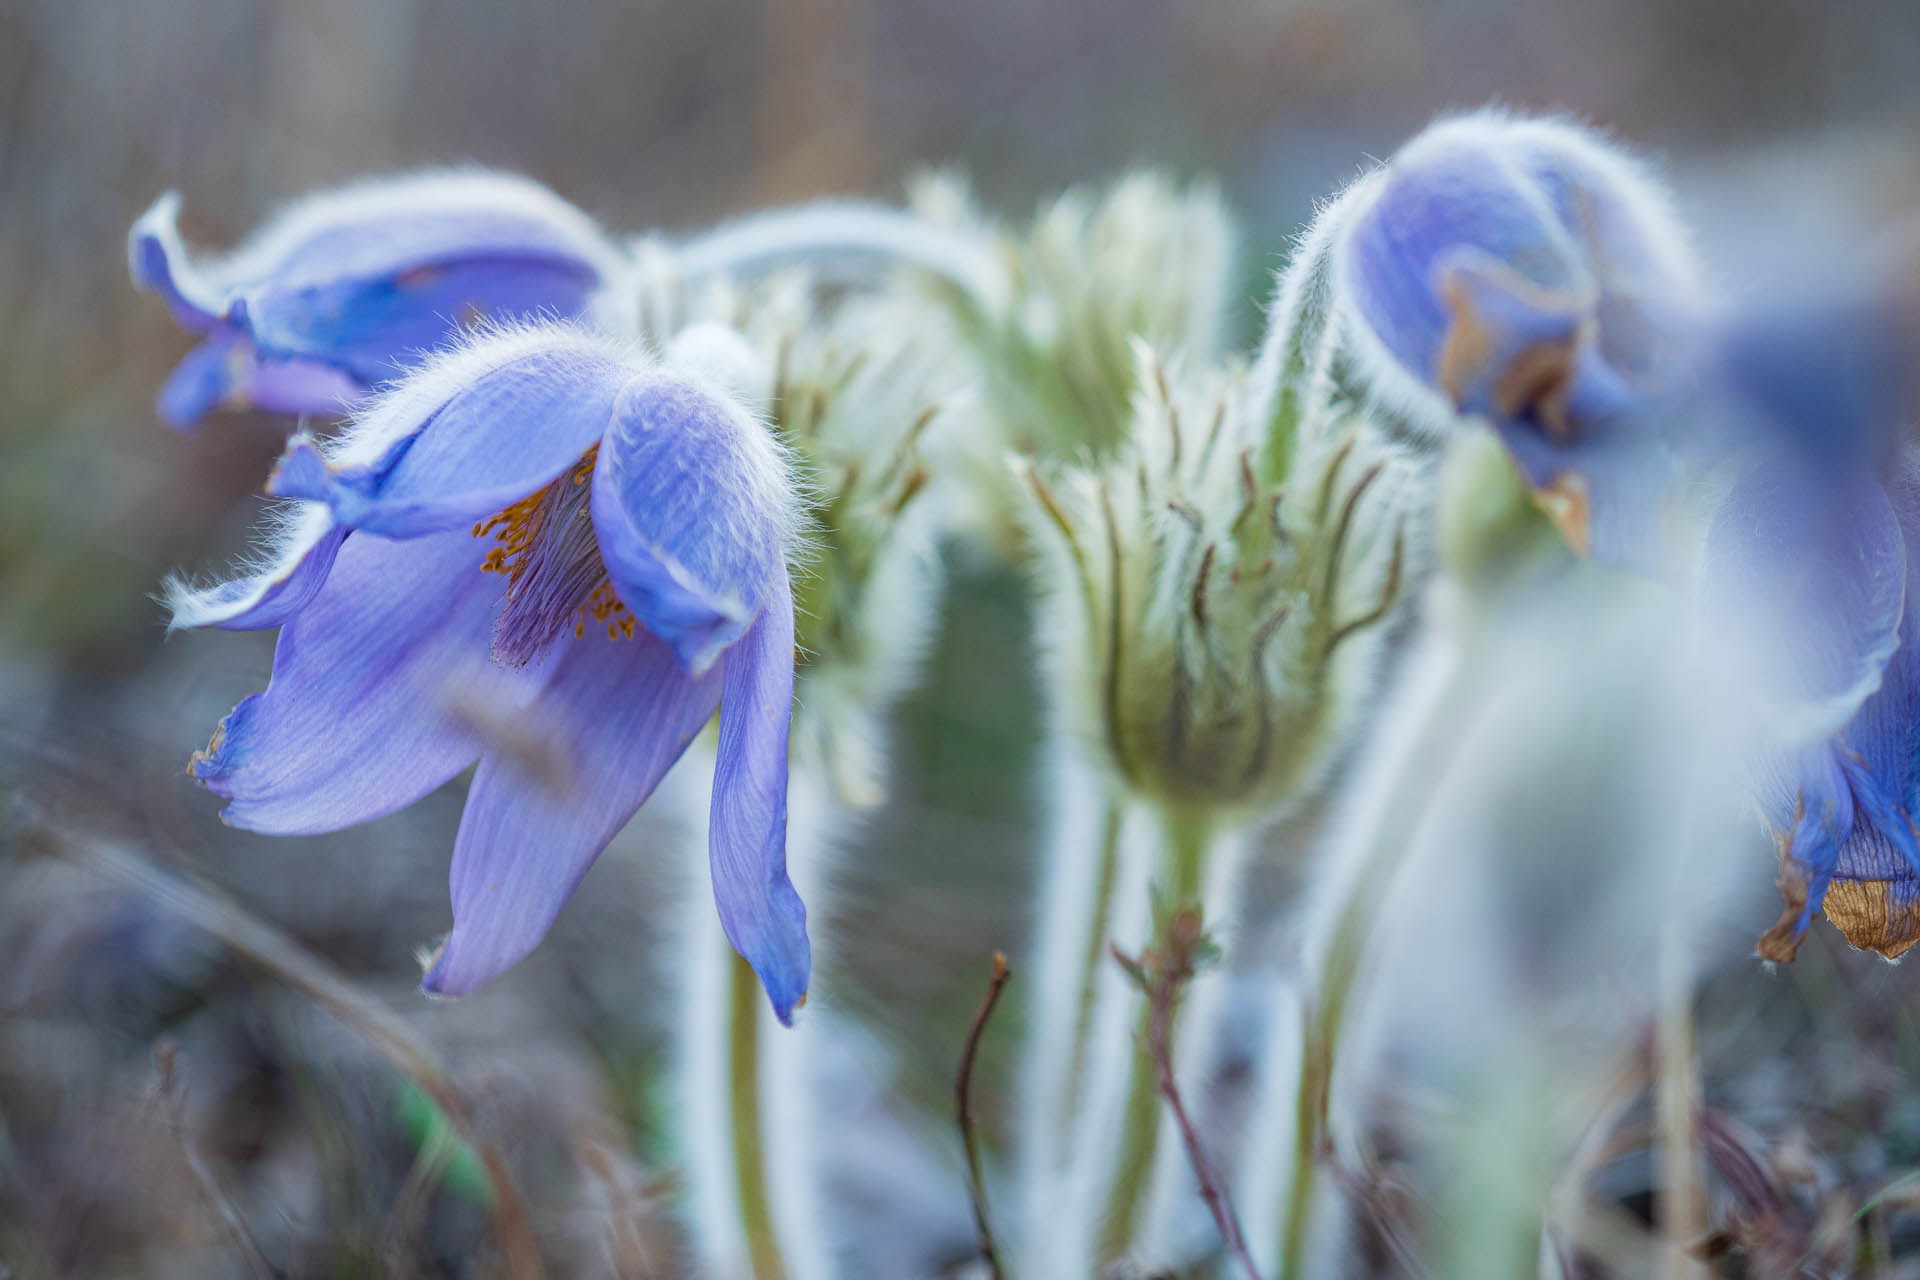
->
<box><xmin>1329</xmin><ymin>112</ymin><xmax>1702</xmax><ymax>563</ymax></box>
<box><xmin>912</xmin><ymin>170</ymin><xmax>1236</xmax><ymax>464</ymax></box>
<box><xmin>1021</xmin><ymin>343</ymin><xmax>1419</xmax><ymax>815</ymax></box>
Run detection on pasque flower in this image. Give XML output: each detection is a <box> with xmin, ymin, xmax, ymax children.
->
<box><xmin>1705</xmin><ymin>287</ymin><xmax>1920</xmax><ymax>960</ymax></box>
<box><xmin>1335</xmin><ymin>112</ymin><xmax>1701</xmax><ymax>562</ymax></box>
<box><xmin>129</xmin><ymin>171</ymin><xmax>625</xmax><ymax>429</ymax></box>
<box><xmin>169</xmin><ymin>324</ymin><xmax>810</xmax><ymax>1019</ymax></box>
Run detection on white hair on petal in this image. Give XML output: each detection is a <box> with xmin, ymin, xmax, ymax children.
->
<box><xmin>159</xmin><ymin>498</ymin><xmax>335</xmax><ymax>631</ymax></box>
<box><xmin>321</xmin><ymin>318</ymin><xmax>645</xmax><ymax>470</ymax></box>
<box><xmin>1318</xmin><ymin>108</ymin><xmax>1705</xmax><ymax>446</ymax></box>
<box><xmin>199</xmin><ymin>168</ymin><xmax>626</xmax><ymax>294</ymax></box>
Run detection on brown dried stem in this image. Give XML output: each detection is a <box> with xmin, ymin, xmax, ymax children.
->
<box><xmin>1112</xmin><ymin>906</ymin><xmax>1264</xmax><ymax>1280</ymax></box>
<box><xmin>53</xmin><ymin>829</ymin><xmax>547</xmax><ymax>1280</ymax></box>
<box><xmin>152</xmin><ymin>1039</ymin><xmax>277</xmax><ymax>1279</ymax></box>
<box><xmin>956</xmin><ymin>950</ymin><xmax>1014</xmax><ymax>1280</ymax></box>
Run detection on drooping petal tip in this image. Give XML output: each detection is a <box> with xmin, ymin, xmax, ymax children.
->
<box><xmin>129</xmin><ymin>191</ymin><xmax>223</xmax><ymax>329</ymax></box>
<box><xmin>707</xmin><ymin>582</ymin><xmax>811</xmax><ymax>1024</ymax></box>
<box><xmin>160</xmin><ymin>503</ymin><xmax>347</xmax><ymax>633</ymax></box>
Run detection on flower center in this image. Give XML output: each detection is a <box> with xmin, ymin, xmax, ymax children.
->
<box><xmin>473</xmin><ymin>445</ymin><xmax>635</xmax><ymax>665</ymax></box>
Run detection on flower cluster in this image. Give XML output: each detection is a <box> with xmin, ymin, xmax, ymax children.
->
<box><xmin>125</xmin><ymin>107</ymin><xmax>1920</xmax><ymax>1279</ymax></box>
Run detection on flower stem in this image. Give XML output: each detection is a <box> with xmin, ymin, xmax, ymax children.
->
<box><xmin>673</xmin><ymin>200</ymin><xmax>999</xmax><ymax>301</ymax></box>
<box><xmin>1098</xmin><ymin>806</ymin><xmax>1215</xmax><ymax>1261</ymax></box>
<box><xmin>728</xmin><ymin>948</ymin><xmax>789</xmax><ymax>1280</ymax></box>
<box><xmin>1277</xmin><ymin>653</ymin><xmax>1477</xmax><ymax>1279</ymax></box>
<box><xmin>1062</xmin><ymin>798</ymin><xmax>1126</xmax><ymax>1126</ymax></box>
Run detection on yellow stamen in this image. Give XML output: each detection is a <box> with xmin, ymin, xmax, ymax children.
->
<box><xmin>472</xmin><ymin>444</ymin><xmax>635</xmax><ymax>645</ymax></box>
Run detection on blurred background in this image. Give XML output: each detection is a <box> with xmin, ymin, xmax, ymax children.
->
<box><xmin>4</xmin><ymin>1</ymin><xmax>1920</xmax><ymax>1275</ymax></box>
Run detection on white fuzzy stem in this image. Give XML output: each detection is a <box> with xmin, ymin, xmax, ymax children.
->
<box><xmin>1015</xmin><ymin>739</ymin><xmax>1142</xmax><ymax>1277</ymax></box>
<box><xmin>1014</xmin><ymin>730</ymin><xmax>1260</xmax><ymax>1277</ymax></box>
<box><xmin>676</xmin><ymin>751</ymin><xmax>838</xmax><ymax>1280</ymax></box>
<box><xmin>1243</xmin><ymin>629</ymin><xmax>1471</xmax><ymax>1278</ymax></box>
<box><xmin>1134</xmin><ymin>824</ymin><xmax>1256</xmax><ymax>1266</ymax></box>
<box><xmin>672</xmin><ymin>200</ymin><xmax>1000</xmax><ymax>302</ymax></box>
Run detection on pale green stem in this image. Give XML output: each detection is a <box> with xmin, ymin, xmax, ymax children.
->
<box><xmin>727</xmin><ymin>948</ymin><xmax>788</xmax><ymax>1280</ymax></box>
<box><xmin>1060</xmin><ymin>798</ymin><xmax>1126</xmax><ymax>1132</ymax></box>
<box><xmin>1098</xmin><ymin>806</ymin><xmax>1216</xmax><ymax>1261</ymax></box>
<box><xmin>1277</xmin><ymin>665</ymin><xmax>1480</xmax><ymax>1279</ymax></box>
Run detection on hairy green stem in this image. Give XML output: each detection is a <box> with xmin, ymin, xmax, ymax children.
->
<box><xmin>1278</xmin><ymin>663</ymin><xmax>1478</xmax><ymax>1278</ymax></box>
<box><xmin>1099</xmin><ymin>806</ymin><xmax>1216</xmax><ymax>1261</ymax></box>
<box><xmin>1060</xmin><ymin>798</ymin><xmax>1126</xmax><ymax>1131</ymax></box>
<box><xmin>728</xmin><ymin>950</ymin><xmax>788</xmax><ymax>1280</ymax></box>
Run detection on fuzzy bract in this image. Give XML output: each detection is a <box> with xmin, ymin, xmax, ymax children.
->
<box><xmin>129</xmin><ymin>172</ymin><xmax>626</xmax><ymax>430</ymax></box>
<box><xmin>170</xmin><ymin>324</ymin><xmax>810</xmax><ymax>1021</ymax></box>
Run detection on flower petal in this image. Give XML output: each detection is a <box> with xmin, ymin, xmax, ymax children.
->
<box><xmin>224</xmin><ymin>170</ymin><xmax>619</xmax><ymax>305</ymax></box>
<box><xmin>1704</xmin><ymin>458</ymin><xmax>1905</xmax><ymax>744</ymax></box>
<box><xmin>128</xmin><ymin>192</ymin><xmax>222</xmax><ymax>329</ymax></box>
<box><xmin>190</xmin><ymin>525</ymin><xmax>530</xmax><ymax>834</ymax></box>
<box><xmin>265</xmin><ymin>327</ymin><xmax>627</xmax><ymax>539</ymax></box>
<box><xmin>163</xmin><ymin>503</ymin><xmax>348</xmax><ymax>631</ymax></box>
<box><xmin>421</xmin><ymin>625</ymin><xmax>722</xmax><ymax>997</ymax></box>
<box><xmin>234</xmin><ymin>259</ymin><xmax>606</xmax><ymax>387</ymax></box>
<box><xmin>708</xmin><ymin>573</ymin><xmax>810</xmax><ymax>1023</ymax></box>
<box><xmin>157</xmin><ymin>331</ymin><xmax>365</xmax><ymax>430</ymax></box>
<box><xmin>591</xmin><ymin>373</ymin><xmax>793</xmax><ymax>674</ymax></box>
<box><xmin>132</xmin><ymin>173</ymin><xmax>623</xmax><ymax>412</ymax></box>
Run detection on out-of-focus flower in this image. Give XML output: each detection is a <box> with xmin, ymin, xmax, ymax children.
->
<box><xmin>168</xmin><ymin>324</ymin><xmax>810</xmax><ymax>1020</ymax></box>
<box><xmin>910</xmin><ymin>170</ymin><xmax>1236</xmax><ymax>537</ymax></box>
<box><xmin>1734</xmin><ymin>458</ymin><xmax>1920</xmax><ymax>961</ymax></box>
<box><xmin>1333</xmin><ymin>111</ymin><xmax>1702</xmax><ymax>562</ymax></box>
<box><xmin>1703</xmin><ymin>282</ymin><xmax>1920</xmax><ymax>961</ymax></box>
<box><xmin>129</xmin><ymin>172</ymin><xmax>627</xmax><ymax>430</ymax></box>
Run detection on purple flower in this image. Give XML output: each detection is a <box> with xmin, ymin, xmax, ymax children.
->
<box><xmin>1704</xmin><ymin>287</ymin><xmax>1920</xmax><ymax>961</ymax></box>
<box><xmin>1337</xmin><ymin>112</ymin><xmax>1702</xmax><ymax>562</ymax></box>
<box><xmin>1720</xmin><ymin>459</ymin><xmax>1920</xmax><ymax>961</ymax></box>
<box><xmin>168</xmin><ymin>325</ymin><xmax>809</xmax><ymax>1020</ymax></box>
<box><xmin>129</xmin><ymin>172</ymin><xmax>626</xmax><ymax>431</ymax></box>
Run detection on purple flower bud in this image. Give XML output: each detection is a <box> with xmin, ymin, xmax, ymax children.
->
<box><xmin>1337</xmin><ymin>112</ymin><xmax>1701</xmax><ymax>561</ymax></box>
<box><xmin>128</xmin><ymin>172</ymin><xmax>626</xmax><ymax>430</ymax></box>
<box><xmin>169</xmin><ymin>324</ymin><xmax>809</xmax><ymax>1021</ymax></box>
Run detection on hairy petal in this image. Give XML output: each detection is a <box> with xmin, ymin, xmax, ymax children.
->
<box><xmin>233</xmin><ymin>258</ymin><xmax>605</xmax><ymax>386</ymax></box>
<box><xmin>708</xmin><ymin>573</ymin><xmax>809</xmax><ymax>1023</ymax></box>
<box><xmin>164</xmin><ymin>504</ymin><xmax>348</xmax><ymax>632</ymax></box>
<box><xmin>190</xmin><ymin>527</ymin><xmax>531</xmax><ymax>834</ymax></box>
<box><xmin>591</xmin><ymin>372</ymin><xmax>794</xmax><ymax>674</ymax></box>
<box><xmin>1704</xmin><ymin>458</ymin><xmax>1905</xmax><ymax>744</ymax></box>
<box><xmin>130</xmin><ymin>173</ymin><xmax>622</xmax><ymax>421</ymax></box>
<box><xmin>128</xmin><ymin>192</ymin><xmax>222</xmax><ymax>329</ymax></box>
<box><xmin>422</xmin><ymin>627</ymin><xmax>722</xmax><ymax>997</ymax></box>
<box><xmin>266</xmin><ymin>328</ymin><xmax>628</xmax><ymax>539</ymax></box>
<box><xmin>157</xmin><ymin>331</ymin><xmax>365</xmax><ymax>430</ymax></box>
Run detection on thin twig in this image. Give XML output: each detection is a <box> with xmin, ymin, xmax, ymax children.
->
<box><xmin>46</xmin><ymin>827</ymin><xmax>547</xmax><ymax>1280</ymax></box>
<box><xmin>152</xmin><ymin>1039</ymin><xmax>278</xmax><ymax>1279</ymax></box>
<box><xmin>1112</xmin><ymin>909</ymin><xmax>1264</xmax><ymax>1280</ymax></box>
<box><xmin>956</xmin><ymin>951</ymin><xmax>1013</xmax><ymax>1280</ymax></box>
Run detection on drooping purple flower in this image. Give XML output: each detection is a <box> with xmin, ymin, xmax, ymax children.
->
<box><xmin>168</xmin><ymin>324</ymin><xmax>809</xmax><ymax>1020</ymax></box>
<box><xmin>1336</xmin><ymin>111</ymin><xmax>1702</xmax><ymax>562</ymax></box>
<box><xmin>129</xmin><ymin>172</ymin><xmax>626</xmax><ymax>430</ymax></box>
<box><xmin>1703</xmin><ymin>285</ymin><xmax>1920</xmax><ymax>961</ymax></box>
<box><xmin>1716</xmin><ymin>456</ymin><xmax>1920</xmax><ymax>961</ymax></box>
